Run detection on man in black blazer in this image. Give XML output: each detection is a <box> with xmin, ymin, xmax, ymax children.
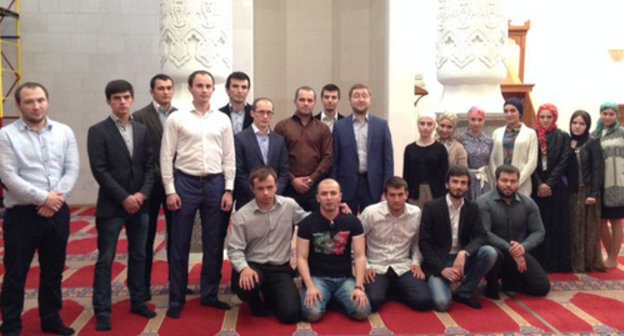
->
<box><xmin>234</xmin><ymin>97</ymin><xmax>289</xmax><ymax>209</ymax></box>
<box><xmin>87</xmin><ymin>80</ymin><xmax>156</xmax><ymax>331</ymax></box>
<box><xmin>133</xmin><ymin>73</ymin><xmax>177</xmax><ymax>300</ymax></box>
<box><xmin>218</xmin><ymin>71</ymin><xmax>253</xmax><ymax>135</ymax></box>
<box><xmin>314</xmin><ymin>83</ymin><xmax>344</xmax><ymax>131</ymax></box>
<box><xmin>419</xmin><ymin>165</ymin><xmax>496</xmax><ymax>311</ymax></box>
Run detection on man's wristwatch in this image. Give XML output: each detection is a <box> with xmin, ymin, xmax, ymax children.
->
<box><xmin>353</xmin><ymin>285</ymin><xmax>364</xmax><ymax>291</ymax></box>
<box><xmin>307</xmin><ymin>178</ymin><xmax>314</xmax><ymax>187</ymax></box>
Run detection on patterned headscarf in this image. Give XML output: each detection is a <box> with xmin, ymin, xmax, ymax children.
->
<box><xmin>467</xmin><ymin>106</ymin><xmax>485</xmax><ymax>118</ymax></box>
<box><xmin>592</xmin><ymin>101</ymin><xmax>621</xmax><ymax>138</ymax></box>
<box><xmin>535</xmin><ymin>103</ymin><xmax>559</xmax><ymax>155</ymax></box>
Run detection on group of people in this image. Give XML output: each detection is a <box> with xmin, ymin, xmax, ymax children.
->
<box><xmin>0</xmin><ymin>68</ymin><xmax>621</xmax><ymax>335</ymax></box>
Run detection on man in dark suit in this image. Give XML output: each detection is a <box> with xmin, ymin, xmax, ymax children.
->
<box><xmin>132</xmin><ymin>73</ymin><xmax>177</xmax><ymax>300</ymax></box>
<box><xmin>218</xmin><ymin>71</ymin><xmax>253</xmax><ymax>135</ymax></box>
<box><xmin>331</xmin><ymin>83</ymin><xmax>393</xmax><ymax>213</ymax></box>
<box><xmin>419</xmin><ymin>165</ymin><xmax>497</xmax><ymax>311</ymax></box>
<box><xmin>234</xmin><ymin>97</ymin><xmax>289</xmax><ymax>209</ymax></box>
<box><xmin>314</xmin><ymin>83</ymin><xmax>344</xmax><ymax>131</ymax></box>
<box><xmin>87</xmin><ymin>80</ymin><xmax>157</xmax><ymax>331</ymax></box>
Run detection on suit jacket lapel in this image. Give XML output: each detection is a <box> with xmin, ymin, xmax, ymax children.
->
<box><xmin>146</xmin><ymin>104</ymin><xmax>164</xmax><ymax>140</ymax></box>
<box><xmin>246</xmin><ymin>128</ymin><xmax>265</xmax><ymax>163</ymax></box>
<box><xmin>105</xmin><ymin>118</ymin><xmax>131</xmax><ymax>159</ymax></box>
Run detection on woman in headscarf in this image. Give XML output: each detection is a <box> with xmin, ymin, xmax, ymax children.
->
<box><xmin>592</xmin><ymin>101</ymin><xmax>624</xmax><ymax>268</ymax></box>
<box><xmin>436</xmin><ymin>111</ymin><xmax>467</xmax><ymax>167</ymax></box>
<box><xmin>567</xmin><ymin>110</ymin><xmax>605</xmax><ymax>272</ymax></box>
<box><xmin>489</xmin><ymin>97</ymin><xmax>538</xmax><ymax>196</ymax></box>
<box><xmin>531</xmin><ymin>103</ymin><xmax>572</xmax><ymax>273</ymax></box>
<box><xmin>403</xmin><ymin>110</ymin><xmax>448</xmax><ymax>208</ymax></box>
<box><xmin>457</xmin><ymin>106</ymin><xmax>493</xmax><ymax>200</ymax></box>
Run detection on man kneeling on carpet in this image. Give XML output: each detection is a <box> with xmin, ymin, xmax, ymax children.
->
<box><xmin>226</xmin><ymin>166</ymin><xmax>308</xmax><ymax>323</ymax></box>
<box><xmin>297</xmin><ymin>179</ymin><xmax>371</xmax><ymax>321</ymax></box>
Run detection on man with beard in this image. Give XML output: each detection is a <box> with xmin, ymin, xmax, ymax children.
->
<box><xmin>331</xmin><ymin>83</ymin><xmax>393</xmax><ymax>212</ymax></box>
<box><xmin>314</xmin><ymin>83</ymin><xmax>344</xmax><ymax>131</ymax></box>
<box><xmin>477</xmin><ymin>164</ymin><xmax>550</xmax><ymax>299</ymax></box>
<box><xmin>419</xmin><ymin>165</ymin><xmax>496</xmax><ymax>311</ymax></box>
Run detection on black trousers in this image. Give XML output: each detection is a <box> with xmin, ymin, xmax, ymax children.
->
<box><xmin>144</xmin><ymin>182</ymin><xmax>173</xmax><ymax>295</ymax></box>
<box><xmin>284</xmin><ymin>182</ymin><xmax>318</xmax><ymax>212</ymax></box>
<box><xmin>0</xmin><ymin>204</ymin><xmax>70</xmax><ymax>335</ymax></box>
<box><xmin>231</xmin><ymin>263</ymin><xmax>300</xmax><ymax>323</ymax></box>
<box><xmin>486</xmin><ymin>246</ymin><xmax>550</xmax><ymax>297</ymax></box>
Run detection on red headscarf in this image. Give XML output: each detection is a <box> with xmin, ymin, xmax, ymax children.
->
<box><xmin>535</xmin><ymin>103</ymin><xmax>558</xmax><ymax>155</ymax></box>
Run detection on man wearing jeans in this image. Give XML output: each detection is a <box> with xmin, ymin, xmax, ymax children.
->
<box><xmin>419</xmin><ymin>165</ymin><xmax>496</xmax><ymax>311</ymax></box>
<box><xmin>87</xmin><ymin>80</ymin><xmax>156</xmax><ymax>330</ymax></box>
<box><xmin>297</xmin><ymin>179</ymin><xmax>370</xmax><ymax>321</ymax></box>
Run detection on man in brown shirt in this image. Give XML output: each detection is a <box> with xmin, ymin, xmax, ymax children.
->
<box><xmin>275</xmin><ymin>86</ymin><xmax>333</xmax><ymax>211</ymax></box>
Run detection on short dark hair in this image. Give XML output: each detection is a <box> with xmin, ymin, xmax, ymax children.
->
<box><xmin>150</xmin><ymin>73</ymin><xmax>173</xmax><ymax>89</ymax></box>
<box><xmin>187</xmin><ymin>70</ymin><xmax>215</xmax><ymax>87</ymax></box>
<box><xmin>294</xmin><ymin>86</ymin><xmax>316</xmax><ymax>100</ymax></box>
<box><xmin>495</xmin><ymin>164</ymin><xmax>520</xmax><ymax>180</ymax></box>
<box><xmin>225</xmin><ymin>71</ymin><xmax>250</xmax><ymax>90</ymax></box>
<box><xmin>445</xmin><ymin>165</ymin><xmax>471</xmax><ymax>184</ymax></box>
<box><xmin>321</xmin><ymin>83</ymin><xmax>340</xmax><ymax>99</ymax></box>
<box><xmin>348</xmin><ymin>83</ymin><xmax>371</xmax><ymax>98</ymax></box>
<box><xmin>105</xmin><ymin>80</ymin><xmax>134</xmax><ymax>100</ymax></box>
<box><xmin>251</xmin><ymin>97</ymin><xmax>273</xmax><ymax>111</ymax></box>
<box><xmin>383</xmin><ymin>176</ymin><xmax>409</xmax><ymax>193</ymax></box>
<box><xmin>15</xmin><ymin>82</ymin><xmax>49</xmax><ymax>104</ymax></box>
<box><xmin>250</xmin><ymin>166</ymin><xmax>277</xmax><ymax>187</ymax></box>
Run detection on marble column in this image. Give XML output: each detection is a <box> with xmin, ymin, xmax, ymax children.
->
<box><xmin>159</xmin><ymin>0</ymin><xmax>232</xmax><ymax>111</ymax></box>
<box><xmin>436</xmin><ymin>0</ymin><xmax>507</xmax><ymax>113</ymax></box>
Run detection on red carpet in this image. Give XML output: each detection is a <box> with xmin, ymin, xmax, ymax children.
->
<box><xmin>1</xmin><ymin>205</ymin><xmax>624</xmax><ymax>335</ymax></box>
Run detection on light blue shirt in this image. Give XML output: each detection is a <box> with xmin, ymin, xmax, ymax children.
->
<box><xmin>353</xmin><ymin>114</ymin><xmax>369</xmax><ymax>174</ymax></box>
<box><xmin>152</xmin><ymin>101</ymin><xmax>176</xmax><ymax>126</ymax></box>
<box><xmin>229</xmin><ymin>104</ymin><xmax>246</xmax><ymax>135</ymax></box>
<box><xmin>252</xmin><ymin>124</ymin><xmax>270</xmax><ymax>164</ymax></box>
<box><xmin>0</xmin><ymin>118</ymin><xmax>79</xmax><ymax>208</ymax></box>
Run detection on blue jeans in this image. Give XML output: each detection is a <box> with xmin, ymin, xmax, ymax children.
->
<box><xmin>427</xmin><ymin>245</ymin><xmax>496</xmax><ymax>311</ymax></box>
<box><xmin>168</xmin><ymin>172</ymin><xmax>225</xmax><ymax>308</ymax></box>
<box><xmin>300</xmin><ymin>276</ymin><xmax>371</xmax><ymax>321</ymax></box>
<box><xmin>93</xmin><ymin>213</ymin><xmax>149</xmax><ymax>316</ymax></box>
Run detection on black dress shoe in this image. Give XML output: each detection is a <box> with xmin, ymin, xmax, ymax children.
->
<box><xmin>453</xmin><ymin>293</ymin><xmax>482</xmax><ymax>309</ymax></box>
<box><xmin>41</xmin><ymin>320</ymin><xmax>75</xmax><ymax>335</ymax></box>
<box><xmin>95</xmin><ymin>315</ymin><xmax>111</xmax><ymax>331</ymax></box>
<box><xmin>200</xmin><ymin>299</ymin><xmax>231</xmax><ymax>310</ymax></box>
<box><xmin>185</xmin><ymin>288</ymin><xmax>194</xmax><ymax>295</ymax></box>
<box><xmin>131</xmin><ymin>304</ymin><xmax>157</xmax><ymax>318</ymax></box>
<box><xmin>485</xmin><ymin>284</ymin><xmax>500</xmax><ymax>300</ymax></box>
<box><xmin>166</xmin><ymin>306</ymin><xmax>182</xmax><ymax>319</ymax></box>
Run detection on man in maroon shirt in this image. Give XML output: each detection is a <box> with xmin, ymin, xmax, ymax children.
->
<box><xmin>275</xmin><ymin>86</ymin><xmax>333</xmax><ymax>211</ymax></box>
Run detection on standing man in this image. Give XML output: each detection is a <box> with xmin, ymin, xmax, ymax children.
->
<box><xmin>227</xmin><ymin>166</ymin><xmax>307</xmax><ymax>323</ymax></box>
<box><xmin>314</xmin><ymin>83</ymin><xmax>344</xmax><ymax>131</ymax></box>
<box><xmin>275</xmin><ymin>86</ymin><xmax>332</xmax><ymax>211</ymax></box>
<box><xmin>297</xmin><ymin>179</ymin><xmax>370</xmax><ymax>322</ymax></box>
<box><xmin>161</xmin><ymin>70</ymin><xmax>235</xmax><ymax>318</ymax></box>
<box><xmin>419</xmin><ymin>165</ymin><xmax>497</xmax><ymax>311</ymax></box>
<box><xmin>477</xmin><ymin>164</ymin><xmax>550</xmax><ymax>299</ymax></box>
<box><xmin>359</xmin><ymin>176</ymin><xmax>432</xmax><ymax>312</ymax></box>
<box><xmin>234</xmin><ymin>97</ymin><xmax>289</xmax><ymax>209</ymax></box>
<box><xmin>0</xmin><ymin>82</ymin><xmax>79</xmax><ymax>336</ymax></box>
<box><xmin>219</xmin><ymin>71</ymin><xmax>253</xmax><ymax>135</ymax></box>
<box><xmin>88</xmin><ymin>80</ymin><xmax>157</xmax><ymax>331</ymax></box>
<box><xmin>331</xmin><ymin>83</ymin><xmax>393</xmax><ymax>212</ymax></box>
<box><xmin>133</xmin><ymin>73</ymin><xmax>177</xmax><ymax>301</ymax></box>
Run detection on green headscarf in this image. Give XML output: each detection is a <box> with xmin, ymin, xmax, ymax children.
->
<box><xmin>592</xmin><ymin>101</ymin><xmax>621</xmax><ymax>138</ymax></box>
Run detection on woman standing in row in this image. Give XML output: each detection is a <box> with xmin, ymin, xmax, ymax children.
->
<box><xmin>593</xmin><ymin>102</ymin><xmax>624</xmax><ymax>268</ymax></box>
<box><xmin>568</xmin><ymin>110</ymin><xmax>605</xmax><ymax>272</ymax></box>
<box><xmin>531</xmin><ymin>104</ymin><xmax>572</xmax><ymax>273</ymax></box>
<box><xmin>403</xmin><ymin>110</ymin><xmax>448</xmax><ymax>208</ymax></box>
<box><xmin>457</xmin><ymin>106</ymin><xmax>493</xmax><ymax>200</ymax></box>
<box><xmin>436</xmin><ymin>111</ymin><xmax>467</xmax><ymax>167</ymax></box>
<box><xmin>489</xmin><ymin>98</ymin><xmax>538</xmax><ymax>196</ymax></box>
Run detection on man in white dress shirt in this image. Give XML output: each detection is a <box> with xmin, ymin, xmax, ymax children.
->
<box><xmin>160</xmin><ymin>70</ymin><xmax>235</xmax><ymax>318</ymax></box>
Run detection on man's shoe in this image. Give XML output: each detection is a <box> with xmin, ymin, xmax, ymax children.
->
<box><xmin>131</xmin><ymin>304</ymin><xmax>157</xmax><ymax>318</ymax></box>
<box><xmin>485</xmin><ymin>284</ymin><xmax>500</xmax><ymax>300</ymax></box>
<box><xmin>166</xmin><ymin>307</ymin><xmax>182</xmax><ymax>319</ymax></box>
<box><xmin>200</xmin><ymin>299</ymin><xmax>231</xmax><ymax>310</ymax></box>
<box><xmin>453</xmin><ymin>293</ymin><xmax>482</xmax><ymax>309</ymax></box>
<box><xmin>95</xmin><ymin>315</ymin><xmax>111</xmax><ymax>331</ymax></box>
<box><xmin>185</xmin><ymin>288</ymin><xmax>194</xmax><ymax>295</ymax></box>
<box><xmin>41</xmin><ymin>320</ymin><xmax>75</xmax><ymax>335</ymax></box>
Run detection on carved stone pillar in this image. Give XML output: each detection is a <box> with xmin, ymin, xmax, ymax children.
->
<box><xmin>160</xmin><ymin>0</ymin><xmax>232</xmax><ymax>110</ymax></box>
<box><xmin>436</xmin><ymin>0</ymin><xmax>507</xmax><ymax>113</ymax></box>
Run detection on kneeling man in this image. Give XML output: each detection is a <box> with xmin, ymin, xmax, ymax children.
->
<box><xmin>227</xmin><ymin>166</ymin><xmax>308</xmax><ymax>323</ymax></box>
<box><xmin>359</xmin><ymin>176</ymin><xmax>432</xmax><ymax>311</ymax></box>
<box><xmin>420</xmin><ymin>165</ymin><xmax>497</xmax><ymax>311</ymax></box>
<box><xmin>297</xmin><ymin>179</ymin><xmax>371</xmax><ymax>321</ymax></box>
